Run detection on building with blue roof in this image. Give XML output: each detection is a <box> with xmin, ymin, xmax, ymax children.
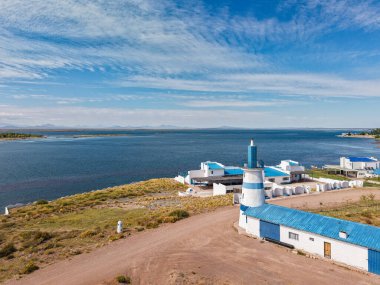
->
<box><xmin>238</xmin><ymin>140</ymin><xmax>380</xmax><ymax>275</ymax></box>
<box><xmin>340</xmin><ymin>156</ymin><xmax>379</xmax><ymax>172</ymax></box>
<box><xmin>264</xmin><ymin>166</ymin><xmax>290</xmax><ymax>184</ymax></box>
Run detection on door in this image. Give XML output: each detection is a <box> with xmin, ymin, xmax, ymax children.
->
<box><xmin>369</xmin><ymin>249</ymin><xmax>380</xmax><ymax>275</ymax></box>
<box><xmin>324</xmin><ymin>242</ymin><xmax>331</xmax><ymax>259</ymax></box>
<box><xmin>260</xmin><ymin>220</ymin><xmax>280</xmax><ymax>241</ymax></box>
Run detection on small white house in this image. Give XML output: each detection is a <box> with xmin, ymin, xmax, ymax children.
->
<box><xmin>340</xmin><ymin>156</ymin><xmax>379</xmax><ymax>170</ymax></box>
<box><xmin>175</xmin><ymin>161</ymin><xmax>227</xmax><ymax>185</ymax></box>
<box><xmin>277</xmin><ymin>160</ymin><xmax>306</xmax><ymax>182</ymax></box>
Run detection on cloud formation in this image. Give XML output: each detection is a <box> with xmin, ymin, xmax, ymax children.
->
<box><xmin>0</xmin><ymin>0</ymin><xmax>380</xmax><ymax>127</ymax></box>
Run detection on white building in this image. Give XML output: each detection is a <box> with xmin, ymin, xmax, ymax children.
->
<box><xmin>174</xmin><ymin>161</ymin><xmax>227</xmax><ymax>185</ymax></box>
<box><xmin>340</xmin><ymin>156</ymin><xmax>379</xmax><ymax>170</ymax></box>
<box><xmin>277</xmin><ymin>160</ymin><xmax>306</xmax><ymax>182</ymax></box>
<box><xmin>264</xmin><ymin>166</ymin><xmax>290</xmax><ymax>184</ymax></box>
<box><xmin>239</xmin><ymin>140</ymin><xmax>380</xmax><ymax>275</ymax></box>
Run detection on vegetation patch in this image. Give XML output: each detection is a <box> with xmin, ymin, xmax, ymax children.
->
<box><xmin>307</xmin><ymin>169</ymin><xmax>347</xmax><ymax>181</ymax></box>
<box><xmin>0</xmin><ymin>243</ymin><xmax>17</xmax><ymax>258</ymax></box>
<box><xmin>169</xmin><ymin>209</ymin><xmax>190</xmax><ymax>221</ymax></box>
<box><xmin>21</xmin><ymin>261</ymin><xmax>39</xmax><ymax>274</ymax></box>
<box><xmin>116</xmin><ymin>275</ymin><xmax>131</xmax><ymax>284</ymax></box>
<box><xmin>0</xmin><ymin>178</ymin><xmax>232</xmax><ymax>283</ymax></box>
<box><xmin>310</xmin><ymin>194</ymin><xmax>380</xmax><ymax>226</ymax></box>
<box><xmin>0</xmin><ymin>132</ymin><xmax>43</xmax><ymax>140</ymax></box>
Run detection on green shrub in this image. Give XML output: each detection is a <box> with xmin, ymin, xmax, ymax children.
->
<box><xmin>35</xmin><ymin>200</ymin><xmax>48</xmax><ymax>205</ymax></box>
<box><xmin>22</xmin><ymin>261</ymin><xmax>39</xmax><ymax>274</ymax></box>
<box><xmin>116</xmin><ymin>275</ymin><xmax>131</xmax><ymax>284</ymax></box>
<box><xmin>79</xmin><ymin>229</ymin><xmax>97</xmax><ymax>238</ymax></box>
<box><xmin>21</xmin><ymin>231</ymin><xmax>53</xmax><ymax>248</ymax></box>
<box><xmin>109</xmin><ymin>234</ymin><xmax>124</xmax><ymax>241</ymax></box>
<box><xmin>168</xmin><ymin>209</ymin><xmax>189</xmax><ymax>221</ymax></box>
<box><xmin>0</xmin><ymin>243</ymin><xmax>17</xmax><ymax>258</ymax></box>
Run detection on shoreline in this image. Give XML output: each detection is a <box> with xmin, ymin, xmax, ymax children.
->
<box><xmin>0</xmin><ymin>136</ymin><xmax>45</xmax><ymax>141</ymax></box>
<box><xmin>337</xmin><ymin>134</ymin><xmax>376</xmax><ymax>138</ymax></box>
<box><xmin>69</xmin><ymin>134</ymin><xmax>130</xmax><ymax>138</ymax></box>
<box><xmin>0</xmin><ymin>134</ymin><xmax>130</xmax><ymax>141</ymax></box>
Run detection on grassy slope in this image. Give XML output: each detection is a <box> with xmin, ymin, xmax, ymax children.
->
<box><xmin>0</xmin><ymin>179</ymin><xmax>233</xmax><ymax>282</ymax></box>
<box><xmin>310</xmin><ymin>194</ymin><xmax>380</xmax><ymax>226</ymax></box>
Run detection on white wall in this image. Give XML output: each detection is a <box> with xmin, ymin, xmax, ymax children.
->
<box><xmin>245</xmin><ymin>216</ymin><xmax>260</xmax><ymax>237</ymax></box>
<box><xmin>207</xmin><ymin>169</ymin><xmax>225</xmax><ymax>177</ymax></box>
<box><xmin>278</xmin><ymin>160</ymin><xmax>305</xmax><ymax>172</ymax></box>
<box><xmin>239</xmin><ymin>211</ymin><xmax>247</xmax><ymax>229</ymax></box>
<box><xmin>186</xmin><ymin>169</ymin><xmax>205</xmax><ymax>184</ymax></box>
<box><xmin>174</xmin><ymin>175</ymin><xmax>185</xmax><ymax>184</ymax></box>
<box><xmin>242</xmin><ymin>216</ymin><xmax>369</xmax><ymax>271</ymax></box>
<box><xmin>266</xmin><ymin>176</ymin><xmax>290</xmax><ymax>185</ymax></box>
<box><xmin>280</xmin><ymin>226</ymin><xmax>368</xmax><ymax>270</ymax></box>
<box><xmin>213</xmin><ymin>183</ymin><xmax>241</xmax><ymax>196</ymax></box>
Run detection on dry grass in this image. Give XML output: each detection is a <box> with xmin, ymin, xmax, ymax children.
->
<box><xmin>0</xmin><ymin>179</ymin><xmax>232</xmax><ymax>282</ymax></box>
<box><xmin>310</xmin><ymin>194</ymin><xmax>380</xmax><ymax>226</ymax></box>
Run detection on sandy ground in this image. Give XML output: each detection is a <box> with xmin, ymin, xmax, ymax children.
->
<box><xmin>6</xmin><ymin>189</ymin><xmax>380</xmax><ymax>285</ymax></box>
<box><xmin>269</xmin><ymin>187</ymin><xmax>379</xmax><ymax>209</ymax></box>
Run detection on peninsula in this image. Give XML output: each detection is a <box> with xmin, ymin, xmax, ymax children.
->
<box><xmin>338</xmin><ymin>128</ymin><xmax>380</xmax><ymax>139</ymax></box>
<box><xmin>0</xmin><ymin>133</ymin><xmax>44</xmax><ymax>141</ymax></box>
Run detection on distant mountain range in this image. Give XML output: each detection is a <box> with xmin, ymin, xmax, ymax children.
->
<box><xmin>0</xmin><ymin>124</ymin><xmax>248</xmax><ymax>130</ymax></box>
<box><xmin>0</xmin><ymin>124</ymin><xmax>371</xmax><ymax>131</ymax></box>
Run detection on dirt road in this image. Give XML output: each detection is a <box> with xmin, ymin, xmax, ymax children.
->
<box><xmin>270</xmin><ymin>187</ymin><xmax>379</xmax><ymax>209</ymax></box>
<box><xmin>6</xmin><ymin>205</ymin><xmax>379</xmax><ymax>285</ymax></box>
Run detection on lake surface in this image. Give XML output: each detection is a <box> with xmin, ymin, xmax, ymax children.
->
<box><xmin>0</xmin><ymin>129</ymin><xmax>379</xmax><ymax>209</ymax></box>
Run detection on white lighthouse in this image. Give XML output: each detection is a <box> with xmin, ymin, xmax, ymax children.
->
<box><xmin>239</xmin><ymin>139</ymin><xmax>265</xmax><ymax>228</ymax></box>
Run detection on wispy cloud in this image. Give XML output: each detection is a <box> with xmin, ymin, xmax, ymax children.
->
<box><xmin>118</xmin><ymin>73</ymin><xmax>380</xmax><ymax>98</ymax></box>
<box><xmin>1</xmin><ymin>0</ymin><xmax>379</xmax><ymax>81</ymax></box>
<box><xmin>1</xmin><ymin>0</ymin><xmax>380</xmax><ymax>127</ymax></box>
<box><xmin>179</xmin><ymin>100</ymin><xmax>284</xmax><ymax>108</ymax></box>
<box><xmin>0</xmin><ymin>105</ymin><xmax>270</xmax><ymax>128</ymax></box>
<box><xmin>0</xmin><ymin>0</ymin><xmax>262</xmax><ymax>81</ymax></box>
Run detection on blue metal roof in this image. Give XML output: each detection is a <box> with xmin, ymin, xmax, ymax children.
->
<box><xmin>348</xmin><ymin>157</ymin><xmax>377</xmax><ymax>162</ymax></box>
<box><xmin>244</xmin><ymin>204</ymin><xmax>380</xmax><ymax>251</ymax></box>
<box><xmin>224</xmin><ymin>167</ymin><xmax>244</xmax><ymax>175</ymax></box>
<box><xmin>264</xmin><ymin>167</ymin><xmax>289</xmax><ymax>177</ymax></box>
<box><xmin>206</xmin><ymin>162</ymin><xmax>224</xmax><ymax>170</ymax></box>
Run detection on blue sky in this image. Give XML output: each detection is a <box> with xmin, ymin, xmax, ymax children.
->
<box><xmin>0</xmin><ymin>0</ymin><xmax>380</xmax><ymax>128</ymax></box>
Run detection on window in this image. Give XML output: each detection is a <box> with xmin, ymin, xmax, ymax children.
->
<box><xmin>283</xmin><ymin>177</ymin><xmax>290</xmax><ymax>181</ymax></box>
<box><xmin>289</xmin><ymin>232</ymin><xmax>299</xmax><ymax>240</ymax></box>
<box><xmin>309</xmin><ymin>237</ymin><xmax>314</xmax><ymax>241</ymax></box>
<box><xmin>339</xmin><ymin>231</ymin><xmax>348</xmax><ymax>239</ymax></box>
<box><xmin>268</xmin><ymin>178</ymin><xmax>275</xmax><ymax>182</ymax></box>
<box><xmin>211</xmin><ymin>171</ymin><xmax>213</xmax><ymax>174</ymax></box>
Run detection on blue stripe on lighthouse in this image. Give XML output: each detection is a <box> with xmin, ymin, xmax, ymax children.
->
<box><xmin>242</xmin><ymin>182</ymin><xmax>264</xmax><ymax>189</ymax></box>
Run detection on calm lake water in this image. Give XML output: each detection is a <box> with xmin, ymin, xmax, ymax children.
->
<box><xmin>0</xmin><ymin>129</ymin><xmax>379</xmax><ymax>209</ymax></box>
